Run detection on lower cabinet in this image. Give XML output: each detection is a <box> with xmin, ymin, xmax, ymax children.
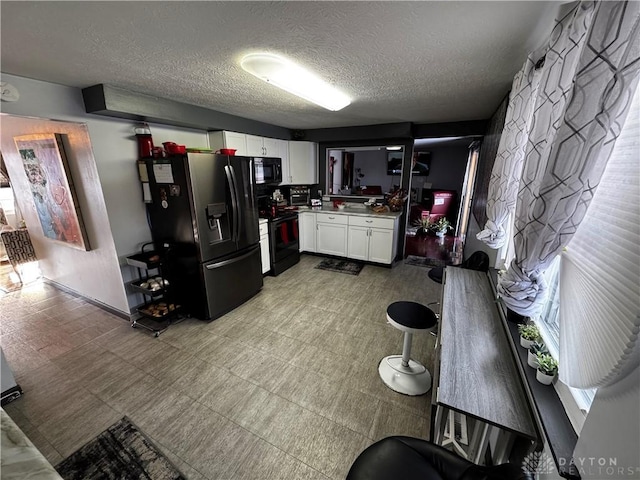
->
<box><xmin>299</xmin><ymin>212</ymin><xmax>317</xmax><ymax>253</ymax></box>
<box><xmin>346</xmin><ymin>226</ymin><xmax>369</xmax><ymax>261</ymax></box>
<box><xmin>367</xmin><ymin>227</ymin><xmax>396</xmax><ymax>264</ymax></box>
<box><xmin>259</xmin><ymin>220</ymin><xmax>270</xmax><ymax>274</ymax></box>
<box><xmin>298</xmin><ymin>211</ymin><xmax>398</xmax><ymax>264</ymax></box>
<box><xmin>316</xmin><ymin>213</ymin><xmax>348</xmax><ymax>256</ymax></box>
<box><xmin>347</xmin><ymin>216</ymin><xmax>397</xmax><ymax>264</ymax></box>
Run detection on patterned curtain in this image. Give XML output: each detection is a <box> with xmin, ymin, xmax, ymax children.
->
<box><xmin>477</xmin><ymin>55</ymin><xmax>542</xmax><ymax>249</ymax></box>
<box><xmin>499</xmin><ymin>1</ymin><xmax>640</xmax><ymax>316</ymax></box>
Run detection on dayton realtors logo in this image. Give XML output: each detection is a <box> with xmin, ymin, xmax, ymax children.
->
<box><xmin>523</xmin><ymin>451</ymin><xmax>640</xmax><ymax>478</ymax></box>
<box><xmin>522</xmin><ymin>451</ymin><xmax>556</xmax><ymax>476</ymax></box>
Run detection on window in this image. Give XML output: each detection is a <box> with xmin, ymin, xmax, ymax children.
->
<box><xmin>534</xmin><ymin>255</ymin><xmax>597</xmax><ymax>415</ymax></box>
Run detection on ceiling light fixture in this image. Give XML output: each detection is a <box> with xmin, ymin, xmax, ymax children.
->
<box><xmin>240</xmin><ymin>53</ymin><xmax>351</xmax><ymax>111</ymax></box>
<box><xmin>386</xmin><ymin>146</ymin><xmax>402</xmax><ymax>151</ymax></box>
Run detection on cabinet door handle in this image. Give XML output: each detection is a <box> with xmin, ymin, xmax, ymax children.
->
<box><xmin>366</xmin><ymin>220</ymin><xmax>373</xmax><ymax>223</ymax></box>
<box><xmin>328</xmin><ymin>216</ymin><xmax>335</xmax><ymax>219</ymax></box>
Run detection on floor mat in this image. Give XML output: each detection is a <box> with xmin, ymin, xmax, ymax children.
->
<box><xmin>404</xmin><ymin>255</ymin><xmax>446</xmax><ymax>268</ymax></box>
<box><xmin>55</xmin><ymin>417</ymin><xmax>185</xmax><ymax>480</ymax></box>
<box><xmin>315</xmin><ymin>258</ymin><xmax>365</xmax><ymax>275</ymax></box>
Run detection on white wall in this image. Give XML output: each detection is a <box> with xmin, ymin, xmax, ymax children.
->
<box><xmin>353</xmin><ymin>150</ymin><xmax>392</xmax><ymax>192</ymax></box>
<box><xmin>414</xmin><ymin>144</ymin><xmax>469</xmax><ymax>200</ymax></box>
<box><xmin>0</xmin><ymin>73</ymin><xmax>208</xmax><ymax>311</ymax></box>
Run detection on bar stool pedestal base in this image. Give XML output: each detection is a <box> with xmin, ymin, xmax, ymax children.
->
<box><xmin>378</xmin><ymin>355</ymin><xmax>432</xmax><ymax>396</ymax></box>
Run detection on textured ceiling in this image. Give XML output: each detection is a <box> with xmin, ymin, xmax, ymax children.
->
<box><xmin>1</xmin><ymin>1</ymin><xmax>558</xmax><ymax>130</ymax></box>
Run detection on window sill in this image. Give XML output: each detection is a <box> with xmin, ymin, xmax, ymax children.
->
<box><xmin>488</xmin><ymin>269</ymin><xmax>580</xmax><ymax>479</ymax></box>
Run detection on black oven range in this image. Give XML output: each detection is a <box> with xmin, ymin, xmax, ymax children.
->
<box><xmin>263</xmin><ymin>209</ymin><xmax>300</xmax><ymax>276</ymax></box>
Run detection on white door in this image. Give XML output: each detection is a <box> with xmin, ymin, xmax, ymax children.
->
<box><xmin>223</xmin><ymin>131</ymin><xmax>248</xmax><ymax>156</ymax></box>
<box><xmin>317</xmin><ymin>223</ymin><xmax>347</xmax><ymax>256</ymax></box>
<box><xmin>262</xmin><ymin>137</ymin><xmax>279</xmax><ymax>157</ymax></box>
<box><xmin>276</xmin><ymin>139</ymin><xmax>291</xmax><ymax>185</ymax></box>
<box><xmin>299</xmin><ymin>212</ymin><xmax>317</xmax><ymax>252</ymax></box>
<box><xmin>289</xmin><ymin>141</ymin><xmax>317</xmax><ymax>184</ymax></box>
<box><xmin>260</xmin><ymin>234</ymin><xmax>270</xmax><ymax>273</ymax></box>
<box><xmin>347</xmin><ymin>226</ymin><xmax>369</xmax><ymax>261</ymax></box>
<box><xmin>368</xmin><ymin>228</ymin><xmax>395</xmax><ymax>264</ymax></box>
<box><xmin>246</xmin><ymin>135</ymin><xmax>264</xmax><ymax>156</ymax></box>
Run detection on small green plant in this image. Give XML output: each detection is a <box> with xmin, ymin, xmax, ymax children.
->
<box><xmin>518</xmin><ymin>324</ymin><xmax>541</xmax><ymax>341</ymax></box>
<box><xmin>536</xmin><ymin>354</ymin><xmax>558</xmax><ymax>376</ymax></box>
<box><xmin>413</xmin><ymin>217</ymin><xmax>433</xmax><ymax>230</ymax></box>
<box><xmin>528</xmin><ymin>341</ymin><xmax>548</xmax><ymax>356</ymax></box>
<box><xmin>431</xmin><ymin>217</ymin><xmax>451</xmax><ymax>233</ymax></box>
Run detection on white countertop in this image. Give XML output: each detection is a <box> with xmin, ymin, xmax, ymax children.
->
<box><xmin>298</xmin><ymin>205</ymin><xmax>402</xmax><ymax>219</ymax></box>
<box><xmin>1</xmin><ymin>408</ymin><xmax>63</xmax><ymax>480</ymax></box>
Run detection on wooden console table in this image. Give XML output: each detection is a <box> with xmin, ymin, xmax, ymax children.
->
<box><xmin>430</xmin><ymin>267</ymin><xmax>539</xmax><ymax>464</ymax></box>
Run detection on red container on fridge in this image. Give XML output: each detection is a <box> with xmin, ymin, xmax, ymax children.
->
<box><xmin>134</xmin><ymin>123</ymin><xmax>154</xmax><ymax>159</ymax></box>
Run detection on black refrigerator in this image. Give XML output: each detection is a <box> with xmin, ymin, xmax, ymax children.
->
<box><xmin>144</xmin><ymin>153</ymin><xmax>263</xmax><ymax>320</ymax></box>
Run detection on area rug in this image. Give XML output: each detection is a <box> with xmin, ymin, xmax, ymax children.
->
<box><xmin>404</xmin><ymin>255</ymin><xmax>446</xmax><ymax>268</ymax></box>
<box><xmin>55</xmin><ymin>417</ymin><xmax>185</xmax><ymax>480</ymax></box>
<box><xmin>315</xmin><ymin>258</ymin><xmax>364</xmax><ymax>275</ymax></box>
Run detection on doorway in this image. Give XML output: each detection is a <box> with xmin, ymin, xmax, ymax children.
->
<box><xmin>403</xmin><ymin>136</ymin><xmax>481</xmax><ymax>266</ymax></box>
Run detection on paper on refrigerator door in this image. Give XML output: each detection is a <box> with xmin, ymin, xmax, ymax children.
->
<box><xmin>153</xmin><ymin>164</ymin><xmax>174</xmax><ymax>184</ymax></box>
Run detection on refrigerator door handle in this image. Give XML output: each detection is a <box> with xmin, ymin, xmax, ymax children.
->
<box><xmin>205</xmin><ymin>245</ymin><xmax>259</xmax><ymax>270</ymax></box>
<box><xmin>228</xmin><ymin>165</ymin><xmax>242</xmax><ymax>241</ymax></box>
<box><xmin>225</xmin><ymin>165</ymin><xmax>239</xmax><ymax>242</ymax></box>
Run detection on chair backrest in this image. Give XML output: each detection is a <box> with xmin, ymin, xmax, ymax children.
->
<box><xmin>462</xmin><ymin>251</ymin><xmax>490</xmax><ymax>272</ymax></box>
<box><xmin>0</xmin><ymin>229</ymin><xmax>37</xmax><ymax>267</ymax></box>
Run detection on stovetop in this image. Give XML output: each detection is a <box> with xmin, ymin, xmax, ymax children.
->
<box><xmin>259</xmin><ymin>206</ymin><xmax>299</xmax><ymax>222</ymax></box>
<box><xmin>261</xmin><ymin>211</ymin><xmax>299</xmax><ymax>222</ymax></box>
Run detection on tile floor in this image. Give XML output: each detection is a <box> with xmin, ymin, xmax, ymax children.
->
<box><xmin>1</xmin><ymin>254</ymin><xmax>442</xmax><ymax>479</ymax></box>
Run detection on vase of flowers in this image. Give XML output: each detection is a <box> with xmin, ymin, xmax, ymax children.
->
<box><xmin>413</xmin><ymin>217</ymin><xmax>433</xmax><ymax>237</ymax></box>
<box><xmin>431</xmin><ymin>217</ymin><xmax>451</xmax><ymax>237</ymax></box>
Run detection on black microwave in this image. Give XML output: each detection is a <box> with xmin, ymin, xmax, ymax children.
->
<box><xmin>254</xmin><ymin>157</ymin><xmax>282</xmax><ymax>185</ymax></box>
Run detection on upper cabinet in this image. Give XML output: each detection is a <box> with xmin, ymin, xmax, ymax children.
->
<box><xmin>246</xmin><ymin>135</ymin><xmax>283</xmax><ymax>157</ymax></box>
<box><xmin>208</xmin><ymin>131</ymin><xmax>248</xmax><ymax>156</ymax></box>
<box><xmin>209</xmin><ymin>131</ymin><xmax>317</xmax><ymax>186</ymax></box>
<box><xmin>283</xmin><ymin>141</ymin><xmax>317</xmax><ymax>185</ymax></box>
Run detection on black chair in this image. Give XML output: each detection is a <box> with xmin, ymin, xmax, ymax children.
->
<box><xmin>428</xmin><ymin>251</ymin><xmax>490</xmax><ymax>284</ymax></box>
<box><xmin>347</xmin><ymin>436</ymin><xmax>530</xmax><ymax>480</ymax></box>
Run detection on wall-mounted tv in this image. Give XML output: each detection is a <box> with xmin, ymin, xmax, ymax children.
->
<box><xmin>387</xmin><ymin>151</ymin><xmax>430</xmax><ymax>176</ymax></box>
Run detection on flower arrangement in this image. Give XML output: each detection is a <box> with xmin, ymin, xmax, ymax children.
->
<box><xmin>432</xmin><ymin>217</ymin><xmax>452</xmax><ymax>236</ymax></box>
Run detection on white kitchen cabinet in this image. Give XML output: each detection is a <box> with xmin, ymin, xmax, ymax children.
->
<box><xmin>367</xmin><ymin>228</ymin><xmax>396</xmax><ymax>264</ymax></box>
<box><xmin>347</xmin><ymin>215</ymin><xmax>398</xmax><ymax>264</ymax></box>
<box><xmin>208</xmin><ymin>131</ymin><xmax>248</xmax><ymax>156</ymax></box>
<box><xmin>246</xmin><ymin>135</ymin><xmax>282</xmax><ymax>157</ymax></box>
<box><xmin>316</xmin><ymin>213</ymin><xmax>348</xmax><ymax>257</ymax></box>
<box><xmin>346</xmin><ymin>226</ymin><xmax>369</xmax><ymax>261</ymax></box>
<box><xmin>259</xmin><ymin>220</ymin><xmax>270</xmax><ymax>274</ymax></box>
<box><xmin>283</xmin><ymin>141</ymin><xmax>317</xmax><ymax>185</ymax></box>
<box><xmin>299</xmin><ymin>211</ymin><xmax>317</xmax><ymax>253</ymax></box>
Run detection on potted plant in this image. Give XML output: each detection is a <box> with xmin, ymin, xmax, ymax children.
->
<box><xmin>412</xmin><ymin>217</ymin><xmax>433</xmax><ymax>237</ymax></box>
<box><xmin>527</xmin><ymin>341</ymin><xmax>547</xmax><ymax>368</ymax></box>
<box><xmin>431</xmin><ymin>217</ymin><xmax>451</xmax><ymax>238</ymax></box>
<box><xmin>518</xmin><ymin>324</ymin><xmax>540</xmax><ymax>349</ymax></box>
<box><xmin>536</xmin><ymin>354</ymin><xmax>558</xmax><ymax>385</ymax></box>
